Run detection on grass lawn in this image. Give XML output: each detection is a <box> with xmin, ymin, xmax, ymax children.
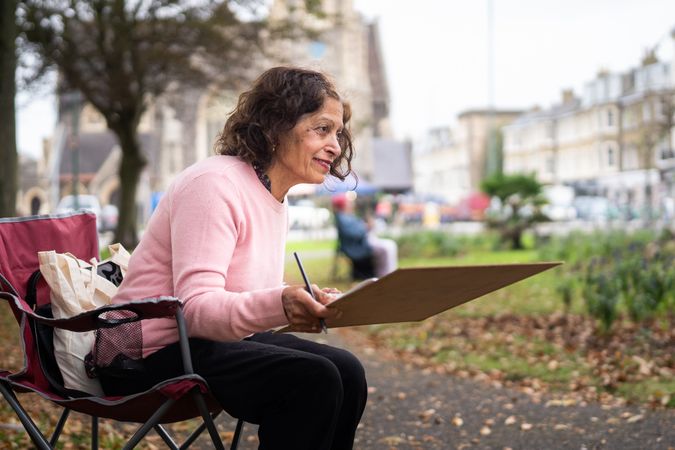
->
<box><xmin>285</xmin><ymin>243</ymin><xmax>567</xmax><ymax>316</ymax></box>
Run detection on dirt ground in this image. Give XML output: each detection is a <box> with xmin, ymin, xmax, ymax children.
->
<box><xmin>205</xmin><ymin>329</ymin><xmax>674</xmax><ymax>450</ymax></box>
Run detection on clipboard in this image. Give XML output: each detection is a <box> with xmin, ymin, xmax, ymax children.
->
<box><xmin>277</xmin><ymin>262</ymin><xmax>561</xmax><ymax>331</ymax></box>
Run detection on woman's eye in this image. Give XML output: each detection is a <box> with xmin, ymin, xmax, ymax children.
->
<box><xmin>316</xmin><ymin>126</ymin><xmax>329</xmax><ymax>134</ymax></box>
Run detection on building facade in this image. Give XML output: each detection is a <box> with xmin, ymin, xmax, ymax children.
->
<box><xmin>503</xmin><ymin>48</ymin><xmax>675</xmax><ymax>214</ymax></box>
<box><xmin>413</xmin><ymin>109</ymin><xmax>523</xmax><ymax>205</ymax></box>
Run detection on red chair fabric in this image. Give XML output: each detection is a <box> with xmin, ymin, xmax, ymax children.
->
<box><xmin>0</xmin><ymin>212</ymin><xmax>238</xmax><ymax>448</ymax></box>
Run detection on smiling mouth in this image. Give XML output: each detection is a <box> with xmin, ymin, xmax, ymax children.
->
<box><xmin>313</xmin><ymin>158</ymin><xmax>332</xmax><ymax>172</ymax></box>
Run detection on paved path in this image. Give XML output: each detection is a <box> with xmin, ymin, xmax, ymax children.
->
<box><xmin>206</xmin><ymin>330</ymin><xmax>674</xmax><ymax>450</ymax></box>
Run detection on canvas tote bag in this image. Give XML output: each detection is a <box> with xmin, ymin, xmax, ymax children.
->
<box><xmin>38</xmin><ymin>245</ymin><xmax>128</xmax><ymax>395</ymax></box>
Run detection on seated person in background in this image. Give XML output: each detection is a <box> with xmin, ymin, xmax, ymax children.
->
<box><xmin>332</xmin><ymin>194</ymin><xmax>398</xmax><ymax>279</ymax></box>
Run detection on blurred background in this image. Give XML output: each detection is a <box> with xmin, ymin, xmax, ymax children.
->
<box><xmin>8</xmin><ymin>0</ymin><xmax>675</xmax><ymax>242</ymax></box>
<box><xmin>1</xmin><ymin>1</ymin><xmax>674</xmax><ymax>436</ymax></box>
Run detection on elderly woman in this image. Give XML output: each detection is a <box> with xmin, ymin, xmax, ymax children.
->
<box><xmin>97</xmin><ymin>67</ymin><xmax>367</xmax><ymax>450</ymax></box>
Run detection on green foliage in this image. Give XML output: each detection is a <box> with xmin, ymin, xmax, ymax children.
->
<box><xmin>555</xmin><ymin>272</ymin><xmax>576</xmax><ymax>312</ymax></box>
<box><xmin>392</xmin><ymin>231</ymin><xmax>504</xmax><ymax>259</ymax></box>
<box><xmin>538</xmin><ymin>229</ymin><xmax>657</xmax><ymax>267</ymax></box>
<box><xmin>480</xmin><ymin>172</ymin><xmax>548</xmax><ymax>249</ymax></box>
<box><xmin>539</xmin><ymin>229</ymin><xmax>675</xmax><ymax>330</ymax></box>
<box><xmin>618</xmin><ymin>250</ymin><xmax>675</xmax><ymax>322</ymax></box>
<box><xmin>394</xmin><ymin>230</ymin><xmax>463</xmax><ymax>259</ymax></box>
<box><xmin>583</xmin><ymin>268</ymin><xmax>620</xmax><ymax>331</ymax></box>
<box><xmin>481</xmin><ymin>172</ymin><xmax>543</xmax><ymax>202</ymax></box>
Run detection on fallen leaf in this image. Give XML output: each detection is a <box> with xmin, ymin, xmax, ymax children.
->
<box><xmin>520</xmin><ymin>423</ymin><xmax>533</xmax><ymax>431</ymax></box>
<box><xmin>626</xmin><ymin>414</ymin><xmax>644</xmax><ymax>423</ymax></box>
<box><xmin>504</xmin><ymin>415</ymin><xmax>517</xmax><ymax>425</ymax></box>
<box><xmin>546</xmin><ymin>398</ymin><xmax>577</xmax><ymax>407</ymax></box>
<box><xmin>380</xmin><ymin>435</ymin><xmax>405</xmax><ymax>445</ymax></box>
<box><xmin>419</xmin><ymin>408</ymin><xmax>436</xmax><ymax>421</ymax></box>
<box><xmin>220</xmin><ymin>431</ymin><xmax>235</xmax><ymax>443</ymax></box>
<box><xmin>661</xmin><ymin>395</ymin><xmax>671</xmax><ymax>406</ymax></box>
<box><xmin>480</xmin><ymin>426</ymin><xmax>492</xmax><ymax>435</ymax></box>
<box><xmin>452</xmin><ymin>416</ymin><xmax>464</xmax><ymax>427</ymax></box>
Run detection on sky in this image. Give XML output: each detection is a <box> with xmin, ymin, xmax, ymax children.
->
<box><xmin>15</xmin><ymin>0</ymin><xmax>675</xmax><ymax>158</ymax></box>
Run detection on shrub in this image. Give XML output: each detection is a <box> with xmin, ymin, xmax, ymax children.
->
<box><xmin>540</xmin><ymin>228</ymin><xmax>675</xmax><ymax>331</ymax></box>
<box><xmin>555</xmin><ymin>273</ymin><xmax>576</xmax><ymax>313</ymax></box>
<box><xmin>583</xmin><ymin>267</ymin><xmax>621</xmax><ymax>332</ymax></box>
<box><xmin>394</xmin><ymin>230</ymin><xmax>463</xmax><ymax>259</ymax></box>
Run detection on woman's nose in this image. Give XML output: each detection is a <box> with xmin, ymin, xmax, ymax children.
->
<box><xmin>327</xmin><ymin>134</ymin><xmax>340</xmax><ymax>155</ymax></box>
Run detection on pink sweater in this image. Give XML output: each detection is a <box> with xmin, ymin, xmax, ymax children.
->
<box><xmin>113</xmin><ymin>156</ymin><xmax>289</xmax><ymax>356</ymax></box>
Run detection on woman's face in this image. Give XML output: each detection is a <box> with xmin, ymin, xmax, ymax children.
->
<box><xmin>272</xmin><ymin>97</ymin><xmax>344</xmax><ymax>187</ymax></box>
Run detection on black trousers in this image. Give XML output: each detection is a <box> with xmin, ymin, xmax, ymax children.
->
<box><xmin>99</xmin><ymin>332</ymin><xmax>368</xmax><ymax>450</ymax></box>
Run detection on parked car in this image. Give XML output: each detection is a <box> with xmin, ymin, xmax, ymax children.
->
<box><xmin>542</xmin><ymin>185</ymin><xmax>577</xmax><ymax>221</ymax></box>
<box><xmin>573</xmin><ymin>196</ymin><xmax>620</xmax><ymax>222</ymax></box>
<box><xmin>55</xmin><ymin>195</ymin><xmax>102</xmax><ymax>230</ymax></box>
<box><xmin>288</xmin><ymin>199</ymin><xmax>331</xmax><ymax>230</ymax></box>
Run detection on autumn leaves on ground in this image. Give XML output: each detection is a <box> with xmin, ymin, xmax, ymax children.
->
<box><xmin>0</xmin><ymin>228</ymin><xmax>673</xmax><ymax>448</ymax></box>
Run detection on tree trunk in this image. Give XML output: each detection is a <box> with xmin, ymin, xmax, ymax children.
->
<box><xmin>511</xmin><ymin>229</ymin><xmax>523</xmax><ymax>250</ymax></box>
<box><xmin>0</xmin><ymin>0</ymin><xmax>18</xmax><ymax>217</ymax></box>
<box><xmin>112</xmin><ymin>121</ymin><xmax>147</xmax><ymax>249</ymax></box>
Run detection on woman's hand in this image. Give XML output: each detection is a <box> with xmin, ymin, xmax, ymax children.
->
<box><xmin>282</xmin><ymin>284</ymin><xmax>340</xmax><ymax>333</ymax></box>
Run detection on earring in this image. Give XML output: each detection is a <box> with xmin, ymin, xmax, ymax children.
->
<box><xmin>272</xmin><ymin>145</ymin><xmax>276</xmax><ymax>153</ymax></box>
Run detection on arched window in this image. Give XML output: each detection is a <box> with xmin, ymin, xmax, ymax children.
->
<box><xmin>607</xmin><ymin>146</ymin><xmax>615</xmax><ymax>167</ymax></box>
<box><xmin>30</xmin><ymin>197</ymin><xmax>41</xmax><ymax>215</ymax></box>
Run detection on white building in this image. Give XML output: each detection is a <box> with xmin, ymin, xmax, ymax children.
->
<box><xmin>414</xmin><ymin>110</ymin><xmax>522</xmax><ymax>205</ymax></box>
<box><xmin>503</xmin><ymin>38</ymin><xmax>675</xmax><ymax>212</ymax></box>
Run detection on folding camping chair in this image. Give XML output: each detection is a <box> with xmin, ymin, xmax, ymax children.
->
<box><xmin>0</xmin><ymin>211</ymin><xmax>244</xmax><ymax>449</ymax></box>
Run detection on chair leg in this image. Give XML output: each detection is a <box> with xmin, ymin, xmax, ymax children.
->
<box><xmin>179</xmin><ymin>411</ymin><xmax>221</xmax><ymax>450</ymax></box>
<box><xmin>154</xmin><ymin>425</ymin><xmax>179</xmax><ymax>450</ymax></box>
<box><xmin>0</xmin><ymin>381</ymin><xmax>52</xmax><ymax>450</ymax></box>
<box><xmin>49</xmin><ymin>408</ymin><xmax>70</xmax><ymax>446</ymax></box>
<box><xmin>192</xmin><ymin>390</ymin><xmax>225</xmax><ymax>450</ymax></box>
<box><xmin>122</xmin><ymin>397</ymin><xmax>176</xmax><ymax>450</ymax></box>
<box><xmin>91</xmin><ymin>416</ymin><xmax>98</xmax><ymax>450</ymax></box>
<box><xmin>230</xmin><ymin>419</ymin><xmax>245</xmax><ymax>450</ymax></box>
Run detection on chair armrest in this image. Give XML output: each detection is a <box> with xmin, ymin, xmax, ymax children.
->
<box><xmin>0</xmin><ymin>292</ymin><xmax>181</xmax><ymax>333</ymax></box>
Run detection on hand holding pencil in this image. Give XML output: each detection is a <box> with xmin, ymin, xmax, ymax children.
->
<box><xmin>280</xmin><ymin>252</ymin><xmax>340</xmax><ymax>333</ymax></box>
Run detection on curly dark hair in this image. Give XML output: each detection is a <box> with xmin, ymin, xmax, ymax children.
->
<box><xmin>214</xmin><ymin>66</ymin><xmax>354</xmax><ymax>180</ymax></box>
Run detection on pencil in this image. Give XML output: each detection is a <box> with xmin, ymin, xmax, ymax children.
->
<box><xmin>293</xmin><ymin>251</ymin><xmax>328</xmax><ymax>334</ymax></box>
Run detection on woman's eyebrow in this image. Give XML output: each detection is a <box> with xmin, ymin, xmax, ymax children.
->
<box><xmin>316</xmin><ymin>116</ymin><xmax>343</xmax><ymax>128</ymax></box>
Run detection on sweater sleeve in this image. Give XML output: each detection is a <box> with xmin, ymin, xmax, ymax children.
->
<box><xmin>169</xmin><ymin>172</ymin><xmax>288</xmax><ymax>341</ymax></box>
